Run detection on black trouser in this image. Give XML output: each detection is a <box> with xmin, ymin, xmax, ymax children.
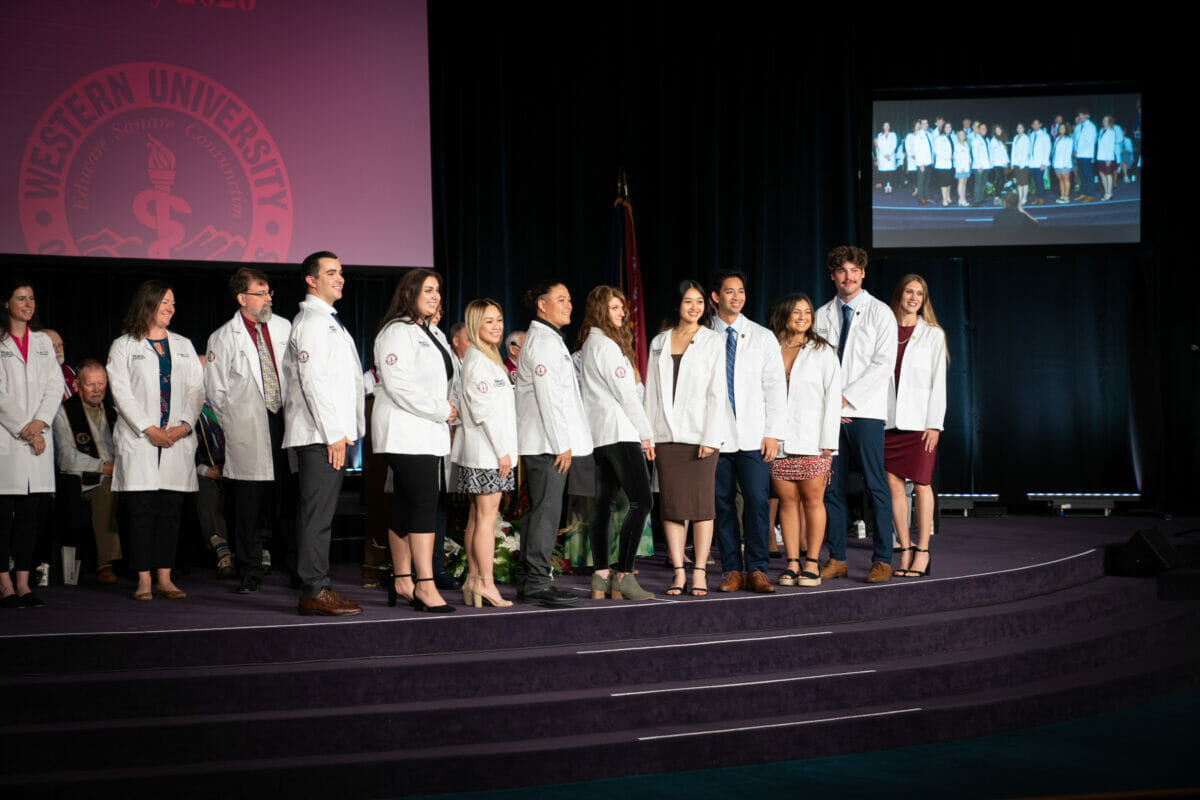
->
<box><xmin>1</xmin><ymin>494</ymin><xmax>41</xmax><ymax>572</ymax></box>
<box><xmin>590</xmin><ymin>442</ymin><xmax>653</xmax><ymax>574</ymax></box>
<box><xmin>228</xmin><ymin>410</ymin><xmax>290</xmax><ymax>580</ymax></box>
<box><xmin>124</xmin><ymin>490</ymin><xmax>184</xmax><ymax>572</ymax></box>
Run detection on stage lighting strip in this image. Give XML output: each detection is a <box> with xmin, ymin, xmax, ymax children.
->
<box><xmin>579</xmin><ymin>630</ymin><xmax>832</xmax><ymax>654</ymax></box>
<box><xmin>637</xmin><ymin>707</ymin><xmax>922</xmax><ymax>740</ymax></box>
<box><xmin>613</xmin><ymin>669</ymin><xmax>875</xmax><ymax>697</ymax></box>
<box><xmin>1026</xmin><ymin>493</ymin><xmax>1140</xmax><ymax>498</ymax></box>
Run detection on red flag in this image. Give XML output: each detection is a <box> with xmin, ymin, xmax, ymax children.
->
<box><xmin>613</xmin><ymin>175</ymin><xmax>647</xmax><ymax>379</ymax></box>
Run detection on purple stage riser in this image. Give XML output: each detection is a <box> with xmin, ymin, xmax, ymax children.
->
<box><xmin>2</xmin><ymin>578</ymin><xmax>1155</xmax><ymax>724</ymax></box>
<box><xmin>3</xmin><ymin>549</ymin><xmax>1108</xmax><ymax>678</ymax></box>
<box><xmin>3</xmin><ymin>654</ymin><xmax>1197</xmax><ymax>797</ymax></box>
<box><xmin>4</xmin><ymin>608</ymin><xmax>1194</xmax><ymax>773</ymax></box>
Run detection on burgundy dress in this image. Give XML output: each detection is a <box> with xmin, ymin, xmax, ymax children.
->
<box><xmin>884</xmin><ymin>325</ymin><xmax>937</xmax><ymax>485</ymax></box>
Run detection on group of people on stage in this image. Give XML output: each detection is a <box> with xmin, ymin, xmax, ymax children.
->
<box><xmin>874</xmin><ymin>108</ymin><xmax>1137</xmax><ymax>208</ymax></box>
<box><xmin>1</xmin><ymin>245</ymin><xmax>949</xmax><ymax>614</ymax></box>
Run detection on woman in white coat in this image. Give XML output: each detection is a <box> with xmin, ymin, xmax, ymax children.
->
<box><xmin>373</xmin><ymin>268</ymin><xmax>457</xmax><ymax>613</ymax></box>
<box><xmin>644</xmin><ymin>280</ymin><xmax>728</xmax><ymax>596</ymax></box>
<box><xmin>0</xmin><ymin>277</ymin><xmax>61</xmax><ymax>608</ymax></box>
<box><xmin>108</xmin><ymin>281</ymin><xmax>205</xmax><ymax>600</ymax></box>
<box><xmin>766</xmin><ymin>293</ymin><xmax>840</xmax><ymax>588</ymax></box>
<box><xmin>579</xmin><ymin>285</ymin><xmax>655</xmax><ymax>601</ymax></box>
<box><xmin>452</xmin><ymin>298</ymin><xmax>515</xmax><ymax>608</ymax></box>
<box><xmin>1053</xmin><ymin>122</ymin><xmax>1075</xmax><ymax>203</ymax></box>
<box><xmin>884</xmin><ymin>275</ymin><xmax>948</xmax><ymax>578</ymax></box>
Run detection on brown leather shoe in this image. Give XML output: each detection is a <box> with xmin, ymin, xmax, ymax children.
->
<box><xmin>718</xmin><ymin>570</ymin><xmax>744</xmax><ymax>592</ymax></box>
<box><xmin>745</xmin><ymin>570</ymin><xmax>775</xmax><ymax>593</ymax></box>
<box><xmin>299</xmin><ymin>587</ymin><xmax>363</xmax><ymax>616</ymax></box>
<box><xmin>96</xmin><ymin>565</ymin><xmax>117</xmax><ymax>584</ymax></box>
<box><xmin>866</xmin><ymin>561</ymin><xmax>892</xmax><ymax>583</ymax></box>
<box><xmin>819</xmin><ymin>558</ymin><xmax>848</xmax><ymax>580</ymax></box>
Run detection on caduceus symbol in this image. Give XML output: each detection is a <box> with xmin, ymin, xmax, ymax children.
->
<box><xmin>132</xmin><ymin>134</ymin><xmax>191</xmax><ymax>258</ymax></box>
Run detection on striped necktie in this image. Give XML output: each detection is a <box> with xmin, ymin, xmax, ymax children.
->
<box><xmin>725</xmin><ymin>325</ymin><xmax>737</xmax><ymax>416</ymax></box>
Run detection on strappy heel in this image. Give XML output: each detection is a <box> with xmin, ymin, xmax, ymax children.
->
<box><xmin>463</xmin><ymin>574</ymin><xmax>479</xmax><ymax>606</ymax></box>
<box><xmin>411</xmin><ymin>577</ymin><xmax>455</xmax><ymax>613</ymax></box>
<box><xmin>798</xmin><ymin>557</ymin><xmax>822</xmax><ymax>587</ymax></box>
<box><xmin>777</xmin><ymin>558</ymin><xmax>800</xmax><ymax>586</ymax></box>
<box><xmin>387</xmin><ymin>572</ymin><xmax>412</xmax><ymax>607</ymax></box>
<box><xmin>477</xmin><ymin>575</ymin><xmax>512</xmax><ymax>607</ymax></box>
<box><xmin>665</xmin><ymin>565</ymin><xmax>686</xmax><ymax>596</ymax></box>
<box><xmin>894</xmin><ymin>546</ymin><xmax>916</xmax><ymax>577</ymax></box>
<box><xmin>899</xmin><ymin>548</ymin><xmax>931</xmax><ymax>578</ymax></box>
<box><xmin>690</xmin><ymin>566</ymin><xmax>708</xmax><ymax>596</ymax></box>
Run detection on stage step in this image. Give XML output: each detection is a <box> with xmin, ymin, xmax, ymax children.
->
<box><xmin>2</xmin><ymin>573</ymin><xmax>1198</xmax><ymax>794</ymax></box>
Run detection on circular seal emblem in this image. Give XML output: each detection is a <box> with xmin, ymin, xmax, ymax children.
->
<box><xmin>477</xmin><ymin>380</ymin><xmax>488</xmax><ymax>394</ymax></box>
<box><xmin>615</xmin><ymin>366</ymin><xmax>627</xmax><ymax>379</ymax></box>
<box><xmin>206</xmin><ymin>351</ymin><xmax>216</xmax><ymax>363</ymax></box>
<box><xmin>19</xmin><ymin>62</ymin><xmax>292</xmax><ymax>262</ymax></box>
<box><xmin>298</xmin><ymin>350</ymin><xmax>309</xmax><ymax>364</ymax></box>
<box><xmin>534</xmin><ymin>364</ymin><xmax>547</xmax><ymax>377</ymax></box>
<box><xmin>75</xmin><ymin>432</ymin><xmax>92</xmax><ymax>445</ymax></box>
<box><xmin>385</xmin><ymin>353</ymin><xmax>398</xmax><ymax>366</ymax></box>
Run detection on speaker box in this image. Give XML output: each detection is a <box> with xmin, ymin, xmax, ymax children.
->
<box><xmin>1107</xmin><ymin>527</ymin><xmax>1186</xmax><ymax>577</ymax></box>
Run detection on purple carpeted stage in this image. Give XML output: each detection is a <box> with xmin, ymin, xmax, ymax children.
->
<box><xmin>2</xmin><ymin>515</ymin><xmax>1198</xmax><ymax>796</ymax></box>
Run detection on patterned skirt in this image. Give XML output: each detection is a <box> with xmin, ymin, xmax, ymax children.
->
<box><xmin>770</xmin><ymin>454</ymin><xmax>832</xmax><ymax>482</ymax></box>
<box><xmin>456</xmin><ymin>465</ymin><xmax>516</xmax><ymax>495</ymax></box>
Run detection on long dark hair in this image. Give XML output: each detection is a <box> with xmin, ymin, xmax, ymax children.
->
<box><xmin>767</xmin><ymin>293</ymin><xmax>830</xmax><ymax>350</ymax></box>
<box><xmin>377</xmin><ymin>268</ymin><xmax>443</xmax><ymax>335</ymax></box>
<box><xmin>660</xmin><ymin>279</ymin><xmax>711</xmax><ymax>332</ymax></box>
<box><xmin>121</xmin><ymin>280</ymin><xmax>172</xmax><ymax>339</ymax></box>
<box><xmin>1</xmin><ymin>275</ymin><xmax>42</xmax><ymax>341</ymax></box>
<box><xmin>577</xmin><ymin>285</ymin><xmax>639</xmax><ymax>382</ymax></box>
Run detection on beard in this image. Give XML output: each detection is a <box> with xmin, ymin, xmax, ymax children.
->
<box><xmin>254</xmin><ymin>306</ymin><xmax>273</xmax><ymax>323</ymax></box>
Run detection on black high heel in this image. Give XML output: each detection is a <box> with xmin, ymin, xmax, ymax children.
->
<box><xmin>778</xmin><ymin>558</ymin><xmax>801</xmax><ymax>586</ymax></box>
<box><xmin>411</xmin><ymin>577</ymin><xmax>456</xmax><ymax>613</ymax></box>
<box><xmin>901</xmin><ymin>548</ymin><xmax>932</xmax><ymax>577</ymax></box>
<box><xmin>798</xmin><ymin>556</ymin><xmax>822</xmax><ymax>587</ymax></box>
<box><xmin>387</xmin><ymin>572</ymin><xmax>412</xmax><ymax>607</ymax></box>
<box><xmin>665</xmin><ymin>565</ymin><xmax>686</xmax><ymax>596</ymax></box>
<box><xmin>894</xmin><ymin>546</ymin><xmax>916</xmax><ymax>577</ymax></box>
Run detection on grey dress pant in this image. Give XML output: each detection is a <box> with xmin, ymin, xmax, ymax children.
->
<box><xmin>294</xmin><ymin>443</ymin><xmax>345</xmax><ymax>599</ymax></box>
<box><xmin>520</xmin><ymin>453</ymin><xmax>568</xmax><ymax>594</ymax></box>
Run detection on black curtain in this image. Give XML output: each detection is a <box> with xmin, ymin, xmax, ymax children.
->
<box><xmin>6</xmin><ymin>9</ymin><xmax>1193</xmax><ymax>512</ymax></box>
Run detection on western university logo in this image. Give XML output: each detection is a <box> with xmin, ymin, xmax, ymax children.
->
<box><xmin>19</xmin><ymin>62</ymin><xmax>292</xmax><ymax>261</ymax></box>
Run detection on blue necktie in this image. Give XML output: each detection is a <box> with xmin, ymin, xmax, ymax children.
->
<box><xmin>725</xmin><ymin>325</ymin><xmax>737</xmax><ymax>416</ymax></box>
<box><xmin>838</xmin><ymin>304</ymin><xmax>853</xmax><ymax>362</ymax></box>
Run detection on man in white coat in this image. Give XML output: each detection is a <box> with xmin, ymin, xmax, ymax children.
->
<box><xmin>710</xmin><ymin>270</ymin><xmax>787</xmax><ymax>593</ymax></box>
<box><xmin>515</xmin><ymin>279</ymin><xmax>593</xmax><ymax>607</ymax></box>
<box><xmin>282</xmin><ymin>251</ymin><xmax>365</xmax><ymax>616</ymax></box>
<box><xmin>205</xmin><ymin>267</ymin><xmax>292</xmax><ymax>595</ymax></box>
<box><xmin>814</xmin><ymin>245</ymin><xmax>898</xmax><ymax>583</ymax></box>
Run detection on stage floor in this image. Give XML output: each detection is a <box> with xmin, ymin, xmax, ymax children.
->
<box><xmin>1</xmin><ymin>513</ymin><xmax>1186</xmax><ymax>640</ymax></box>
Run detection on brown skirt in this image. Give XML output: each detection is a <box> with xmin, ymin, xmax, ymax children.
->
<box><xmin>884</xmin><ymin>429</ymin><xmax>937</xmax><ymax>486</ymax></box>
<box><xmin>655</xmin><ymin>442</ymin><xmax>718</xmax><ymax>522</ymax></box>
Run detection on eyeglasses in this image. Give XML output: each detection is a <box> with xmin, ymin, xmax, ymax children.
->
<box><xmin>241</xmin><ymin>290</ymin><xmax>274</xmax><ymax>298</ymax></box>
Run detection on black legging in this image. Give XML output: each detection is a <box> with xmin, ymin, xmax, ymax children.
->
<box><xmin>590</xmin><ymin>442</ymin><xmax>653</xmax><ymax>573</ymax></box>
<box><xmin>0</xmin><ymin>494</ymin><xmax>40</xmax><ymax>572</ymax></box>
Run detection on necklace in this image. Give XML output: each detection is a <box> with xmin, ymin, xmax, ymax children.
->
<box><xmin>782</xmin><ymin>338</ymin><xmax>805</xmax><ymax>348</ymax></box>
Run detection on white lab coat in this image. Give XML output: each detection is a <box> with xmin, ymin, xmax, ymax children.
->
<box><xmin>1074</xmin><ymin>118</ymin><xmax>1097</xmax><ymax>157</ymax></box>
<box><xmin>1010</xmin><ymin>134</ymin><xmax>1031</xmax><ymax>169</ymax></box>
<box><xmin>778</xmin><ymin>342</ymin><xmax>842</xmax><ymax>457</ymax></box>
<box><xmin>876</xmin><ymin>131</ymin><xmax>898</xmax><ymax>172</ymax></box>
<box><xmin>644</xmin><ymin>327</ymin><xmax>729</xmax><ymax>449</ymax></box>
<box><xmin>281</xmin><ymin>296</ymin><xmax>365</xmax><ymax>448</ymax></box>
<box><xmin>107</xmin><ymin>332</ymin><xmax>205</xmax><ymax>493</ymax></box>
<box><xmin>203</xmin><ymin>312</ymin><xmax>291</xmax><ymax>480</ymax></box>
<box><xmin>516</xmin><ymin>319</ymin><xmax>592</xmax><ymax>457</ymax></box>
<box><xmin>580</xmin><ymin>327</ymin><xmax>652</xmax><ymax>447</ymax></box>
<box><xmin>1096</xmin><ymin>128</ymin><xmax>1118</xmax><ymax>161</ymax></box>
<box><xmin>887</xmin><ymin>319</ymin><xmax>947</xmax><ymax>432</ymax></box>
<box><xmin>814</xmin><ymin>290</ymin><xmax>897</xmax><ymax>422</ymax></box>
<box><xmin>970</xmin><ymin>135</ymin><xmax>991</xmax><ymax>169</ymax></box>
<box><xmin>452</xmin><ymin>345</ymin><xmax>517</xmax><ymax>469</ymax></box>
<box><xmin>1030</xmin><ymin>129</ymin><xmax>1052</xmax><ymax>169</ymax></box>
<box><xmin>712</xmin><ymin>315</ymin><xmax>788</xmax><ymax>453</ymax></box>
<box><xmin>933</xmin><ymin>134</ymin><xmax>953</xmax><ymax>169</ymax></box>
<box><xmin>952</xmin><ymin>139</ymin><xmax>971</xmax><ymax>173</ymax></box>
<box><xmin>1052</xmin><ymin>136</ymin><xmax>1074</xmax><ymax>170</ymax></box>
<box><xmin>988</xmin><ymin>137</ymin><xmax>1010</xmax><ymax>168</ymax></box>
<box><xmin>372</xmin><ymin>319</ymin><xmax>453</xmax><ymax>456</ymax></box>
<box><xmin>0</xmin><ymin>331</ymin><xmax>61</xmax><ymax>494</ymax></box>
<box><xmin>53</xmin><ymin>401</ymin><xmax>114</xmax><ymax>492</ymax></box>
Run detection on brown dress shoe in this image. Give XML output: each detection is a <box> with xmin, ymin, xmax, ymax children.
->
<box><xmin>819</xmin><ymin>559</ymin><xmax>848</xmax><ymax>580</ymax></box>
<box><xmin>745</xmin><ymin>570</ymin><xmax>775</xmax><ymax>593</ymax></box>
<box><xmin>96</xmin><ymin>565</ymin><xmax>117</xmax><ymax>584</ymax></box>
<box><xmin>866</xmin><ymin>561</ymin><xmax>893</xmax><ymax>583</ymax></box>
<box><xmin>718</xmin><ymin>570</ymin><xmax>744</xmax><ymax>592</ymax></box>
<box><xmin>299</xmin><ymin>587</ymin><xmax>363</xmax><ymax>616</ymax></box>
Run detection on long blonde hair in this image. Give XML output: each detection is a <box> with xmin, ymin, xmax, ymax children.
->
<box><xmin>890</xmin><ymin>274</ymin><xmax>950</xmax><ymax>362</ymax></box>
<box><xmin>464</xmin><ymin>299</ymin><xmax>505</xmax><ymax>367</ymax></box>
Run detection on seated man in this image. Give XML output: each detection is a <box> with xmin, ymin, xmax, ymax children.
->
<box><xmin>52</xmin><ymin>359</ymin><xmax>120</xmax><ymax>583</ymax></box>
